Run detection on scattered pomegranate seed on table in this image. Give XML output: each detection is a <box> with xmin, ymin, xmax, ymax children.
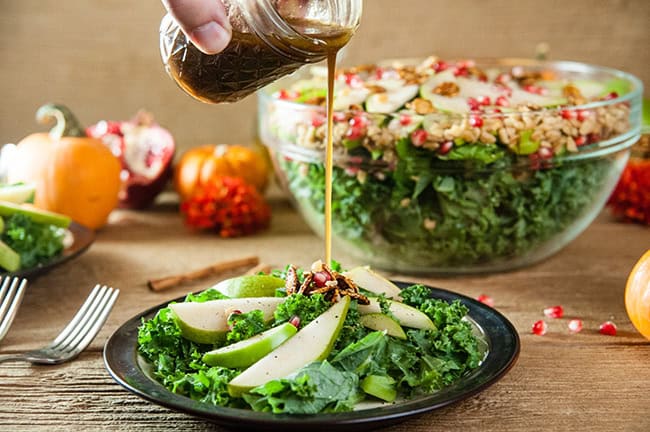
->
<box><xmin>568</xmin><ymin>319</ymin><xmax>583</xmax><ymax>334</ymax></box>
<box><xmin>477</xmin><ymin>294</ymin><xmax>494</xmax><ymax>307</ymax></box>
<box><xmin>532</xmin><ymin>320</ymin><xmax>548</xmax><ymax>336</ymax></box>
<box><xmin>599</xmin><ymin>321</ymin><xmax>617</xmax><ymax>336</ymax></box>
<box><xmin>543</xmin><ymin>305</ymin><xmax>564</xmax><ymax>319</ymax></box>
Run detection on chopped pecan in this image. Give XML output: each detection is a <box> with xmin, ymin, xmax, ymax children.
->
<box><xmin>563</xmin><ymin>84</ymin><xmax>587</xmax><ymax>105</ymax></box>
<box><xmin>433</xmin><ymin>81</ymin><xmax>460</xmax><ymax>97</ymax></box>
<box><xmin>284</xmin><ymin>265</ymin><xmax>299</xmax><ymax>295</ymax></box>
<box><xmin>407</xmin><ymin>98</ymin><xmax>436</xmax><ymax>115</ymax></box>
<box><xmin>298</xmin><ymin>272</ymin><xmax>314</xmax><ymax>294</ymax></box>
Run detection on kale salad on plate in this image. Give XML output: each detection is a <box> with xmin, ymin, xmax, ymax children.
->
<box><xmin>137</xmin><ymin>261</ymin><xmax>486</xmax><ymax>414</ymax></box>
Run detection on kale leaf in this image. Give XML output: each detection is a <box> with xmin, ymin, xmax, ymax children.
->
<box><xmin>1</xmin><ymin>213</ymin><xmax>65</xmax><ymax>269</ymax></box>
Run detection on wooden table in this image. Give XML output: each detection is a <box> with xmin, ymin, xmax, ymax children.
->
<box><xmin>0</xmin><ymin>191</ymin><xmax>648</xmax><ymax>431</ymax></box>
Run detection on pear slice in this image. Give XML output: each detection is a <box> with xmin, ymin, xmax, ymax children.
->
<box><xmin>0</xmin><ymin>239</ymin><xmax>21</xmax><ymax>272</ymax></box>
<box><xmin>358</xmin><ymin>298</ymin><xmax>435</xmax><ymax>331</ymax></box>
<box><xmin>202</xmin><ymin>322</ymin><xmax>297</xmax><ymax>368</ymax></box>
<box><xmin>0</xmin><ymin>201</ymin><xmax>70</xmax><ymax>228</ymax></box>
<box><xmin>227</xmin><ymin>296</ymin><xmax>351</xmax><ymax>397</ymax></box>
<box><xmin>343</xmin><ymin>266</ymin><xmax>402</xmax><ymax>300</ymax></box>
<box><xmin>361</xmin><ymin>374</ymin><xmax>397</xmax><ymax>402</ymax></box>
<box><xmin>0</xmin><ymin>184</ymin><xmax>36</xmax><ymax>204</ymax></box>
<box><xmin>169</xmin><ymin>297</ymin><xmax>285</xmax><ymax>344</ymax></box>
<box><xmin>359</xmin><ymin>313</ymin><xmax>406</xmax><ymax>339</ymax></box>
<box><xmin>212</xmin><ymin>275</ymin><xmax>286</xmax><ymax>298</ymax></box>
<box><xmin>365</xmin><ymin>85</ymin><xmax>419</xmax><ymax>113</ymax></box>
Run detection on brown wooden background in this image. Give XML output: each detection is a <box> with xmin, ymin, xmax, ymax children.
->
<box><xmin>1</xmin><ymin>0</ymin><xmax>648</xmax><ymax>154</ymax></box>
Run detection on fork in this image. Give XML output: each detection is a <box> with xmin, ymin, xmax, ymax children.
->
<box><xmin>0</xmin><ymin>284</ymin><xmax>119</xmax><ymax>365</ymax></box>
<box><xmin>0</xmin><ymin>276</ymin><xmax>27</xmax><ymax>343</ymax></box>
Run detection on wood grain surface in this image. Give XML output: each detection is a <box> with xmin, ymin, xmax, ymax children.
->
<box><xmin>0</xmin><ymin>0</ymin><xmax>648</xmax><ymax>153</ymax></box>
<box><xmin>0</xmin><ymin>190</ymin><xmax>648</xmax><ymax>431</ymax></box>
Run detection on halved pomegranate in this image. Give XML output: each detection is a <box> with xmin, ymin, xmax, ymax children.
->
<box><xmin>87</xmin><ymin>110</ymin><xmax>175</xmax><ymax>209</ymax></box>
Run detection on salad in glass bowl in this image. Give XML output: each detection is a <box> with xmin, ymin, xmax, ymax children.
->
<box><xmin>257</xmin><ymin>56</ymin><xmax>643</xmax><ymax>273</ymax></box>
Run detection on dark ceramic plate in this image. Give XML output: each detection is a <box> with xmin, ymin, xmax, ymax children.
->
<box><xmin>3</xmin><ymin>222</ymin><xmax>95</xmax><ymax>279</ymax></box>
<box><xmin>103</xmin><ymin>283</ymin><xmax>520</xmax><ymax>432</ymax></box>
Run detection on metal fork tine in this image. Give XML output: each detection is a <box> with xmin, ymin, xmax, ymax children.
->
<box><xmin>0</xmin><ymin>278</ymin><xmax>26</xmax><ymax>341</ymax></box>
<box><xmin>64</xmin><ymin>288</ymin><xmax>119</xmax><ymax>357</ymax></box>
<box><xmin>50</xmin><ymin>284</ymin><xmax>103</xmax><ymax>347</ymax></box>
<box><xmin>54</xmin><ymin>286</ymin><xmax>112</xmax><ymax>352</ymax></box>
<box><xmin>50</xmin><ymin>285</ymin><xmax>110</xmax><ymax>351</ymax></box>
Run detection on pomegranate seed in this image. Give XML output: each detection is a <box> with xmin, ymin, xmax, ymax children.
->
<box><xmin>575</xmin><ymin>136</ymin><xmax>587</xmax><ymax>146</ymax></box>
<box><xmin>399</xmin><ymin>114</ymin><xmax>412</xmax><ymax>126</ymax></box>
<box><xmin>454</xmin><ymin>66</ymin><xmax>469</xmax><ymax>77</ymax></box>
<box><xmin>587</xmin><ymin>132</ymin><xmax>601</xmax><ymax>144</ymax></box>
<box><xmin>495</xmin><ymin>73</ymin><xmax>511</xmax><ymax>84</ymax></box>
<box><xmin>478</xmin><ymin>96</ymin><xmax>491</xmax><ymax>106</ymax></box>
<box><xmin>576</xmin><ymin>110</ymin><xmax>591</xmax><ymax>121</ymax></box>
<box><xmin>438</xmin><ymin>141</ymin><xmax>453</xmax><ymax>155</ymax></box>
<box><xmin>538</xmin><ymin>147</ymin><xmax>553</xmax><ymax>160</ymax></box>
<box><xmin>349</xmin><ymin>115</ymin><xmax>367</xmax><ymax>128</ymax></box>
<box><xmin>374</xmin><ymin>67</ymin><xmax>385</xmax><ymax>80</ymax></box>
<box><xmin>278</xmin><ymin>89</ymin><xmax>298</xmax><ymax>100</ymax></box>
<box><xmin>532</xmin><ymin>320</ymin><xmax>548</xmax><ymax>336</ymax></box>
<box><xmin>312</xmin><ymin>115</ymin><xmax>326</xmax><ymax>128</ymax></box>
<box><xmin>346</xmin><ymin>127</ymin><xmax>364</xmax><ymax>141</ymax></box>
<box><xmin>477</xmin><ymin>294</ymin><xmax>494</xmax><ymax>307</ymax></box>
<box><xmin>604</xmin><ymin>91</ymin><xmax>619</xmax><ymax>100</ymax></box>
<box><xmin>467</xmin><ymin>97</ymin><xmax>481</xmax><ymax>111</ymax></box>
<box><xmin>599</xmin><ymin>321</ymin><xmax>617</xmax><ymax>336</ymax></box>
<box><xmin>561</xmin><ymin>109</ymin><xmax>577</xmax><ymax>120</ymax></box>
<box><xmin>344</xmin><ymin>73</ymin><xmax>363</xmax><ymax>88</ymax></box>
<box><xmin>495</xmin><ymin>96</ymin><xmax>510</xmax><ymax>107</ymax></box>
<box><xmin>289</xmin><ymin>315</ymin><xmax>301</xmax><ymax>328</ymax></box>
<box><xmin>433</xmin><ymin>60</ymin><xmax>449</xmax><ymax>73</ymax></box>
<box><xmin>411</xmin><ymin>129</ymin><xmax>429</xmax><ymax>146</ymax></box>
<box><xmin>469</xmin><ymin>115</ymin><xmax>484</xmax><ymax>128</ymax></box>
<box><xmin>313</xmin><ymin>271</ymin><xmax>333</xmax><ymax>287</ymax></box>
<box><xmin>544</xmin><ymin>305</ymin><xmax>564</xmax><ymax>319</ymax></box>
<box><xmin>568</xmin><ymin>319</ymin><xmax>583</xmax><ymax>334</ymax></box>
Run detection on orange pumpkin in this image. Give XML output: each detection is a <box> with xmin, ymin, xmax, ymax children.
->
<box><xmin>625</xmin><ymin>249</ymin><xmax>650</xmax><ymax>340</ymax></box>
<box><xmin>174</xmin><ymin>144</ymin><xmax>270</xmax><ymax>200</ymax></box>
<box><xmin>7</xmin><ymin>104</ymin><xmax>122</xmax><ymax>229</ymax></box>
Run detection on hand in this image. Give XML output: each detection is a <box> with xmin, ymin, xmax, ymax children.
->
<box><xmin>162</xmin><ymin>0</ymin><xmax>232</xmax><ymax>55</ymax></box>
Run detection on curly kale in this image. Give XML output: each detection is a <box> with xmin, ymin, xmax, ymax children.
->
<box><xmin>1</xmin><ymin>213</ymin><xmax>65</xmax><ymax>269</ymax></box>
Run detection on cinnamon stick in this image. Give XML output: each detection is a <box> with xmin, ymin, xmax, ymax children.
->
<box><xmin>245</xmin><ymin>263</ymin><xmax>272</xmax><ymax>275</ymax></box>
<box><xmin>148</xmin><ymin>255</ymin><xmax>259</xmax><ymax>291</ymax></box>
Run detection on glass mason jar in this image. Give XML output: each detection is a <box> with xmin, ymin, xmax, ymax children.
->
<box><xmin>159</xmin><ymin>0</ymin><xmax>362</xmax><ymax>104</ymax></box>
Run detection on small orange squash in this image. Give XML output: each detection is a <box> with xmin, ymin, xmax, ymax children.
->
<box><xmin>625</xmin><ymin>250</ymin><xmax>650</xmax><ymax>340</ymax></box>
<box><xmin>7</xmin><ymin>104</ymin><xmax>122</xmax><ymax>229</ymax></box>
<box><xmin>174</xmin><ymin>144</ymin><xmax>270</xmax><ymax>200</ymax></box>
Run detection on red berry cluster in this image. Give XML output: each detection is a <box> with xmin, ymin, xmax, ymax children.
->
<box><xmin>180</xmin><ymin>176</ymin><xmax>271</xmax><ymax>238</ymax></box>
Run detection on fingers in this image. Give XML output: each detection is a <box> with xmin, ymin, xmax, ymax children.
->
<box><xmin>162</xmin><ymin>0</ymin><xmax>232</xmax><ymax>54</ymax></box>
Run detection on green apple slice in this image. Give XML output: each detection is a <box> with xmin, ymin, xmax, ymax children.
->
<box><xmin>359</xmin><ymin>313</ymin><xmax>406</xmax><ymax>339</ymax></box>
<box><xmin>0</xmin><ymin>201</ymin><xmax>70</xmax><ymax>228</ymax></box>
<box><xmin>0</xmin><ymin>239</ymin><xmax>21</xmax><ymax>272</ymax></box>
<box><xmin>169</xmin><ymin>297</ymin><xmax>285</xmax><ymax>344</ymax></box>
<box><xmin>227</xmin><ymin>296</ymin><xmax>351</xmax><ymax>397</ymax></box>
<box><xmin>343</xmin><ymin>266</ymin><xmax>402</xmax><ymax>300</ymax></box>
<box><xmin>358</xmin><ymin>298</ymin><xmax>435</xmax><ymax>331</ymax></box>
<box><xmin>365</xmin><ymin>85</ymin><xmax>419</xmax><ymax>113</ymax></box>
<box><xmin>212</xmin><ymin>275</ymin><xmax>286</xmax><ymax>298</ymax></box>
<box><xmin>0</xmin><ymin>183</ymin><xmax>36</xmax><ymax>204</ymax></box>
<box><xmin>508</xmin><ymin>88</ymin><xmax>566</xmax><ymax>107</ymax></box>
<box><xmin>202</xmin><ymin>322</ymin><xmax>297</xmax><ymax>368</ymax></box>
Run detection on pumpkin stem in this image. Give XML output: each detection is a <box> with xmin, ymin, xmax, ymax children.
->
<box><xmin>36</xmin><ymin>103</ymin><xmax>86</xmax><ymax>140</ymax></box>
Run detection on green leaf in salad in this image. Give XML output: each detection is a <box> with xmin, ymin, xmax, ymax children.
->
<box><xmin>273</xmin><ymin>293</ymin><xmax>331</xmax><ymax>328</ymax></box>
<box><xmin>226</xmin><ymin>310</ymin><xmax>268</xmax><ymax>344</ymax></box>
<box><xmin>243</xmin><ymin>361</ymin><xmax>360</xmax><ymax>414</ymax></box>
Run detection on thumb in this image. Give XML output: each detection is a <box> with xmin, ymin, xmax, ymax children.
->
<box><xmin>162</xmin><ymin>0</ymin><xmax>232</xmax><ymax>55</ymax></box>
